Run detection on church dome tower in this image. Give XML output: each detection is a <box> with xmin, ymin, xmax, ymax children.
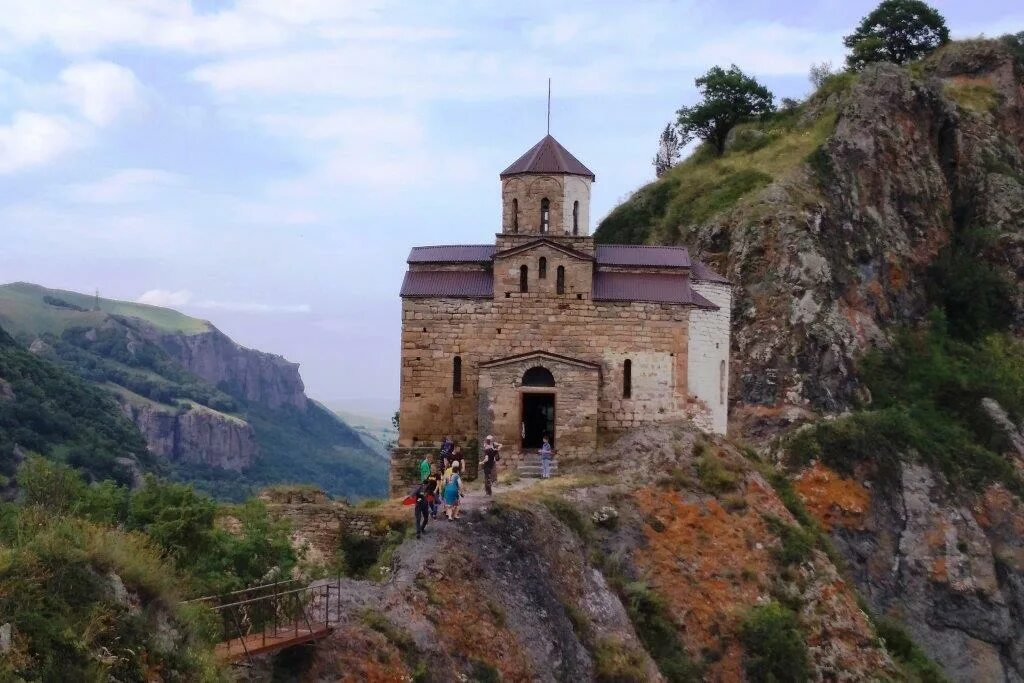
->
<box><xmin>499</xmin><ymin>135</ymin><xmax>595</xmax><ymax>237</ymax></box>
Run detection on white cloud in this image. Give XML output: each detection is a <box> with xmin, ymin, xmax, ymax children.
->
<box><xmin>137</xmin><ymin>288</ymin><xmax>193</xmax><ymax>307</ymax></box>
<box><xmin>60</xmin><ymin>61</ymin><xmax>143</xmax><ymax>125</ymax></box>
<box><xmin>136</xmin><ymin>289</ymin><xmax>311</xmax><ymax>314</ymax></box>
<box><xmin>0</xmin><ymin>111</ymin><xmax>80</xmax><ymax>174</ymax></box>
<box><xmin>67</xmin><ymin>168</ymin><xmax>183</xmax><ymax>203</ymax></box>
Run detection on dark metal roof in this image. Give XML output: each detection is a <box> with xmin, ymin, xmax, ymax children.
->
<box><xmin>400</xmin><ymin>270</ymin><xmax>493</xmax><ymax>298</ymax></box>
<box><xmin>691</xmin><ymin>260</ymin><xmax>730</xmax><ymax>284</ymax></box>
<box><xmin>500</xmin><ymin>135</ymin><xmax>596</xmax><ymax>180</ymax></box>
<box><xmin>592</xmin><ymin>272</ymin><xmax>717</xmax><ymax>309</ymax></box>
<box><xmin>408</xmin><ymin>245</ymin><xmax>496</xmax><ymax>263</ymax></box>
<box><xmin>595</xmin><ymin>245</ymin><xmax>691</xmax><ymax>268</ymax></box>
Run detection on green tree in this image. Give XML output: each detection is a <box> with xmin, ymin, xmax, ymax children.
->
<box><xmin>653</xmin><ymin>123</ymin><xmax>682</xmax><ymax>177</ymax></box>
<box><xmin>844</xmin><ymin>0</ymin><xmax>950</xmax><ymax>69</ymax></box>
<box><xmin>676</xmin><ymin>65</ymin><xmax>774</xmax><ymax>156</ymax></box>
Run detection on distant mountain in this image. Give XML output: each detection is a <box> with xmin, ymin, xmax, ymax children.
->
<box><xmin>329</xmin><ymin>405</ymin><xmax>397</xmax><ymax>458</ymax></box>
<box><xmin>0</xmin><ymin>282</ymin><xmax>386</xmax><ymax>501</ymax></box>
<box><xmin>0</xmin><ymin>324</ymin><xmax>151</xmax><ymax>491</ymax></box>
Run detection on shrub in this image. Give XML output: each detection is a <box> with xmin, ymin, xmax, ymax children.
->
<box><xmin>593</xmin><ymin>640</ymin><xmax>648</xmax><ymax>683</ymax></box>
<box><xmin>617</xmin><ymin>581</ymin><xmax>701</xmax><ymax>682</ymax></box>
<box><xmin>739</xmin><ymin>602</ymin><xmax>810</xmax><ymax>682</ymax></box>
<box><xmin>696</xmin><ymin>454</ymin><xmax>738</xmax><ymax>494</ymax></box>
<box><xmin>763</xmin><ymin>516</ymin><xmax>816</xmax><ymax>566</ymax></box>
<box><xmin>543</xmin><ymin>497</ymin><xmax>591</xmax><ymax>541</ymax></box>
<box><xmin>875</xmin><ymin>618</ymin><xmax>947</xmax><ymax>682</ymax></box>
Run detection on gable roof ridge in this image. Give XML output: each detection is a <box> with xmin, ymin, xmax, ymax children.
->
<box><xmin>493</xmin><ymin>238</ymin><xmax>594</xmax><ymax>261</ymax></box>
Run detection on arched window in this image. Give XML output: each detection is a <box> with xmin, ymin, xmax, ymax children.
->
<box><xmin>572</xmin><ymin>201</ymin><xmax>579</xmax><ymax>235</ymax></box>
<box><xmin>719</xmin><ymin>360</ymin><xmax>726</xmax><ymax>405</ymax></box>
<box><xmin>512</xmin><ymin>198</ymin><xmax>518</xmax><ymax>233</ymax></box>
<box><xmin>539</xmin><ymin>257</ymin><xmax>547</xmax><ymax>279</ymax></box>
<box><xmin>540</xmin><ymin>198</ymin><xmax>550</xmax><ymax>233</ymax></box>
<box><xmin>519</xmin><ymin>265</ymin><xmax>528</xmax><ymax>293</ymax></box>
<box><xmin>556</xmin><ymin>265</ymin><xmax>565</xmax><ymax>294</ymax></box>
<box><xmin>453</xmin><ymin>356</ymin><xmax>462</xmax><ymax>394</ymax></box>
<box><xmin>523</xmin><ymin>366</ymin><xmax>555</xmax><ymax>387</ymax></box>
<box><xmin>623</xmin><ymin>359</ymin><xmax>632</xmax><ymax>398</ymax></box>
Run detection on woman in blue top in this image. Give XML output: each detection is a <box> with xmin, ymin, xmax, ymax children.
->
<box><xmin>443</xmin><ymin>462</ymin><xmax>463</xmax><ymax>520</ymax></box>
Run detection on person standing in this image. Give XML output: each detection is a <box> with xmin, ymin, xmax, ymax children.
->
<box><xmin>439</xmin><ymin>435</ymin><xmax>454</xmax><ymax>461</ymax></box>
<box><xmin>539</xmin><ymin>435</ymin><xmax>553</xmax><ymax>479</ymax></box>
<box><xmin>423</xmin><ymin>465</ymin><xmax>441</xmax><ymax>519</ymax></box>
<box><xmin>419</xmin><ymin>453</ymin><xmax>431</xmax><ymax>482</ymax></box>
<box><xmin>443</xmin><ymin>462</ymin><xmax>463</xmax><ymax>520</ymax></box>
<box><xmin>481</xmin><ymin>435</ymin><xmax>502</xmax><ymax>496</ymax></box>
<box><xmin>412</xmin><ymin>482</ymin><xmax>430</xmax><ymax>538</ymax></box>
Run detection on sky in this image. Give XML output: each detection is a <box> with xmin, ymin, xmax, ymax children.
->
<box><xmin>0</xmin><ymin>1</ymin><xmax>1020</xmax><ymax>416</ymax></box>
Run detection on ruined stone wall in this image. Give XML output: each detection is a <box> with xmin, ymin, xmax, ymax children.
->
<box><xmin>687</xmin><ymin>281</ymin><xmax>732</xmax><ymax>434</ymax></box>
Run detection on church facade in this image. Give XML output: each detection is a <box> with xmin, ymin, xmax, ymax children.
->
<box><xmin>395</xmin><ymin>135</ymin><xmax>731</xmax><ymax>469</ymax></box>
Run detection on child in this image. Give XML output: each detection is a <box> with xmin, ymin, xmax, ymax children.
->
<box><xmin>539</xmin><ymin>435</ymin><xmax>553</xmax><ymax>479</ymax></box>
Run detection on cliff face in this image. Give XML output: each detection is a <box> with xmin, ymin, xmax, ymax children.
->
<box><xmin>151</xmin><ymin>326</ymin><xmax>307</xmax><ymax>412</ymax></box>
<box><xmin>598</xmin><ymin>40</ymin><xmax>1024</xmax><ymax>414</ymax></box>
<box><xmin>796</xmin><ymin>461</ymin><xmax>1024</xmax><ymax>681</ymax></box>
<box><xmin>121</xmin><ymin>401</ymin><xmax>257</xmax><ymax>472</ymax></box>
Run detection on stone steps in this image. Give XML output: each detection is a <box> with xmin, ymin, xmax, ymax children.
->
<box><xmin>517</xmin><ymin>458</ymin><xmax>559</xmax><ymax>478</ymax></box>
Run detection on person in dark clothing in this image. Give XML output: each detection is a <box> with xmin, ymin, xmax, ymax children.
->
<box><xmin>413</xmin><ymin>482</ymin><xmax>430</xmax><ymax>538</ymax></box>
<box><xmin>423</xmin><ymin>466</ymin><xmax>440</xmax><ymax>519</ymax></box>
<box><xmin>480</xmin><ymin>435</ymin><xmax>502</xmax><ymax>496</ymax></box>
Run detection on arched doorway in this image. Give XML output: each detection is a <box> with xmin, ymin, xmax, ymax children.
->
<box><xmin>521</xmin><ymin>366</ymin><xmax>555</xmax><ymax>448</ymax></box>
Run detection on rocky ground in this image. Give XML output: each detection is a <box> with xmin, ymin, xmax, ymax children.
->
<box><xmin>246</xmin><ymin>423</ymin><xmax>907</xmax><ymax>682</ymax></box>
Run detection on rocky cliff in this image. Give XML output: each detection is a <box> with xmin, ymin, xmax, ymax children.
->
<box><xmin>593</xmin><ymin>37</ymin><xmax>1024</xmax><ymax>683</ymax></box>
<box><xmin>121</xmin><ymin>400</ymin><xmax>257</xmax><ymax>472</ymax></box>
<box><xmin>598</xmin><ymin>39</ymin><xmax>1024</xmax><ymax>414</ymax></box>
<box><xmin>149</xmin><ymin>324</ymin><xmax>307</xmax><ymax>412</ymax></box>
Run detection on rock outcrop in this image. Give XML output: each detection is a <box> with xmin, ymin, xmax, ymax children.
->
<box><xmin>144</xmin><ymin>324</ymin><xmax>307</xmax><ymax>412</ymax></box>
<box><xmin>796</xmin><ymin>461</ymin><xmax>1024</xmax><ymax>681</ymax></box>
<box><xmin>121</xmin><ymin>401</ymin><xmax>257</xmax><ymax>471</ymax></box>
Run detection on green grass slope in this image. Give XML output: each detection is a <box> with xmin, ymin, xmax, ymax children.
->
<box><xmin>595</xmin><ymin>78</ymin><xmax>849</xmax><ymax>246</ymax></box>
<box><xmin>0</xmin><ymin>282</ymin><xmax>210</xmax><ymax>338</ymax></box>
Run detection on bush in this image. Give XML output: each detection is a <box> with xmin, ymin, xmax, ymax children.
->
<box><xmin>875</xmin><ymin>618</ymin><xmax>947</xmax><ymax>682</ymax></box>
<box><xmin>616</xmin><ymin>581</ymin><xmax>701</xmax><ymax>682</ymax></box>
<box><xmin>593</xmin><ymin>640</ymin><xmax>648</xmax><ymax>683</ymax></box>
<box><xmin>763</xmin><ymin>516</ymin><xmax>816</xmax><ymax>566</ymax></box>
<box><xmin>696</xmin><ymin>454</ymin><xmax>738</xmax><ymax>494</ymax></box>
<box><xmin>739</xmin><ymin>602</ymin><xmax>810</xmax><ymax>682</ymax></box>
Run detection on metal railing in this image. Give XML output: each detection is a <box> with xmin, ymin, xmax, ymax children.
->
<box><xmin>185</xmin><ymin>580</ymin><xmax>341</xmax><ymax>663</ymax></box>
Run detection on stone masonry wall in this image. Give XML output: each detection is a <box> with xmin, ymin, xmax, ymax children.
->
<box><xmin>398</xmin><ymin>287</ymin><xmax>698</xmax><ymax>452</ymax></box>
<box><xmin>687</xmin><ymin>281</ymin><xmax>732</xmax><ymax>434</ymax></box>
<box><xmin>502</xmin><ymin>175</ymin><xmax>565</xmax><ymax>235</ymax></box>
<box><xmin>478</xmin><ymin>357</ymin><xmax>599</xmax><ymax>466</ymax></box>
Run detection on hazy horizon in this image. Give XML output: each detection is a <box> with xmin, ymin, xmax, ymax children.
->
<box><xmin>1</xmin><ymin>0</ymin><xmax>1020</xmax><ymax>407</ymax></box>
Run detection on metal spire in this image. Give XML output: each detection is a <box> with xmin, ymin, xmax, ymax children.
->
<box><xmin>547</xmin><ymin>78</ymin><xmax>551</xmax><ymax>135</ymax></box>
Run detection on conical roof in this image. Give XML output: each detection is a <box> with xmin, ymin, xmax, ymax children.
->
<box><xmin>499</xmin><ymin>134</ymin><xmax>595</xmax><ymax>180</ymax></box>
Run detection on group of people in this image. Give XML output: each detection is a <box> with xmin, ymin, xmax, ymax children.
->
<box><xmin>409</xmin><ymin>434</ymin><xmax>504</xmax><ymax>538</ymax></box>
<box><xmin>409</xmin><ymin>433</ymin><xmax>555</xmax><ymax>538</ymax></box>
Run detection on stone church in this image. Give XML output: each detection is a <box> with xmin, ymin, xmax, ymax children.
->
<box><xmin>395</xmin><ymin>134</ymin><xmax>731</xmax><ymax>471</ymax></box>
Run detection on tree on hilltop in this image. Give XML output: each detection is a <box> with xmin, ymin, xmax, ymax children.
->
<box><xmin>653</xmin><ymin>123</ymin><xmax>682</xmax><ymax>177</ymax></box>
<box><xmin>844</xmin><ymin>0</ymin><xmax>950</xmax><ymax>70</ymax></box>
<box><xmin>676</xmin><ymin>65</ymin><xmax>774</xmax><ymax>157</ymax></box>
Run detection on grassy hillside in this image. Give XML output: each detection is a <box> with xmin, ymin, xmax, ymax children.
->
<box><xmin>0</xmin><ymin>282</ymin><xmax>387</xmax><ymax>501</ymax></box>
<box><xmin>0</xmin><ymin>325</ymin><xmax>151</xmax><ymax>487</ymax></box>
<box><xmin>0</xmin><ymin>282</ymin><xmax>210</xmax><ymax>338</ymax></box>
<box><xmin>595</xmin><ymin>76</ymin><xmax>850</xmax><ymax>246</ymax></box>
